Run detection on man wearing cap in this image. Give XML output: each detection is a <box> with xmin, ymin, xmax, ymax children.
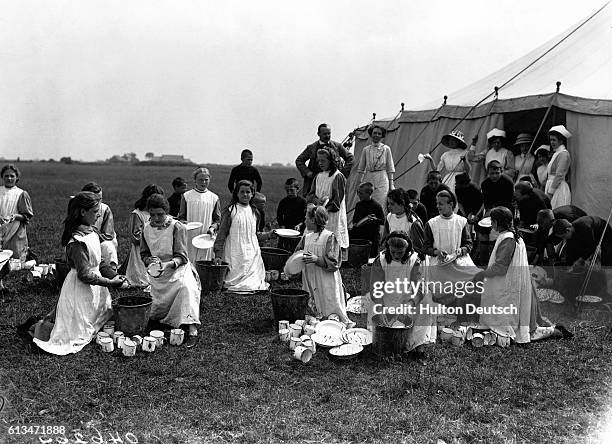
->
<box><xmin>532</xmin><ymin>205</ymin><xmax>587</xmax><ymax>265</ymax></box>
<box><xmin>295</xmin><ymin>123</ymin><xmax>354</xmax><ymax>196</ymax></box>
<box><xmin>546</xmin><ymin>125</ymin><xmax>572</xmax><ymax>208</ymax></box>
<box><xmin>513</xmin><ymin>133</ymin><xmax>536</xmax><ymax>184</ymax></box>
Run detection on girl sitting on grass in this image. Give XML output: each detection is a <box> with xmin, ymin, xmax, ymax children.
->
<box><xmin>141</xmin><ymin>194</ymin><xmax>202</xmax><ymax>348</ymax></box>
<box><xmin>123</xmin><ymin>184</ymin><xmax>164</xmax><ymax>288</ymax></box>
<box><xmin>369</xmin><ymin>231</ymin><xmax>436</xmax><ymax>359</ymax></box>
<box><xmin>33</xmin><ymin>192</ymin><xmax>125</xmax><ymax>355</ymax></box>
<box><xmin>213</xmin><ymin>180</ymin><xmax>268</xmax><ymax>292</ymax></box>
<box><xmin>293</xmin><ymin>204</ymin><xmax>353</xmax><ymax>326</ymax></box>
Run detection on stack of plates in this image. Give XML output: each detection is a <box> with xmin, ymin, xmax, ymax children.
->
<box><xmin>311</xmin><ymin>320</ymin><xmax>345</xmax><ymax>347</ymax></box>
<box><xmin>342</xmin><ymin>328</ymin><xmax>372</xmax><ymax>346</ymax></box>
<box><xmin>346</xmin><ymin>296</ymin><xmax>368</xmax><ymax>314</ymax></box>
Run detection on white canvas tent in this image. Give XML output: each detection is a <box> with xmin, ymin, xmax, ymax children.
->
<box><xmin>346</xmin><ymin>2</ymin><xmax>612</xmax><ymax>219</ymax></box>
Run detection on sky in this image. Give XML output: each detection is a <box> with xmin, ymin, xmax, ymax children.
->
<box><xmin>0</xmin><ymin>0</ymin><xmax>606</xmax><ymax>165</ymax></box>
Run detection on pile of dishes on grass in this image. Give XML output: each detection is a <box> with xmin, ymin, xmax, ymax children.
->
<box><xmin>277</xmin><ymin>315</ymin><xmax>373</xmax><ymax>362</ymax></box>
<box><xmin>95</xmin><ymin>321</ymin><xmax>186</xmax><ymax>356</ymax></box>
<box><xmin>438</xmin><ymin>325</ymin><xmax>510</xmax><ymax>347</ymax></box>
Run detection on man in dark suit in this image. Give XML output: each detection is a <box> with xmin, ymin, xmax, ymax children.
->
<box><xmin>295</xmin><ymin>123</ymin><xmax>354</xmax><ymax>196</ymax></box>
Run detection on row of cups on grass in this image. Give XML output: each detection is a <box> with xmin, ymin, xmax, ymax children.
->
<box><xmin>278</xmin><ymin>318</ymin><xmax>320</xmax><ymax>363</ymax></box>
<box><xmin>439</xmin><ymin>327</ymin><xmax>510</xmax><ymax>348</ymax></box>
<box><xmin>95</xmin><ymin>322</ymin><xmax>186</xmax><ymax>356</ymax></box>
<box><xmin>9</xmin><ymin>259</ymin><xmax>55</xmax><ymax>280</ymax></box>
<box><xmin>264</xmin><ymin>270</ymin><xmax>289</xmax><ymax>282</ymax></box>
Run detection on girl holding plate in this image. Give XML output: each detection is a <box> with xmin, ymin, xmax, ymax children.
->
<box><xmin>141</xmin><ymin>194</ymin><xmax>201</xmax><ymax>348</ymax></box>
<box><xmin>178</xmin><ymin>167</ymin><xmax>221</xmax><ymax>262</ymax></box>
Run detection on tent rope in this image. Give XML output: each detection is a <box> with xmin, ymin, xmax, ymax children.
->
<box><xmin>574</xmin><ymin>204</ymin><xmax>612</xmax><ymax>318</ymax></box>
<box><xmin>394</xmin><ymin>96</ymin><xmax>448</xmax><ymax>166</ymax></box>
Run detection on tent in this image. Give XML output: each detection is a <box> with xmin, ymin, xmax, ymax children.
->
<box><xmin>346</xmin><ymin>2</ymin><xmax>612</xmax><ymax>220</ymax></box>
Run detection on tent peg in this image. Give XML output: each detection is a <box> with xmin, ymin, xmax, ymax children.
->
<box><xmin>556</xmin><ymin>81</ymin><xmax>561</xmax><ymax>93</ymax></box>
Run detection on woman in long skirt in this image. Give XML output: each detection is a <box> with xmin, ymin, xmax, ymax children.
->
<box><xmin>356</xmin><ymin>125</ymin><xmax>395</xmax><ymax>208</ymax></box>
<box><xmin>141</xmin><ymin>194</ymin><xmax>201</xmax><ymax>348</ymax></box>
<box><xmin>33</xmin><ymin>192</ymin><xmax>124</xmax><ymax>355</ymax></box>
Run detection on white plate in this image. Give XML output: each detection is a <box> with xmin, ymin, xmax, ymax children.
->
<box><xmin>311</xmin><ymin>333</ymin><xmax>344</xmax><ymax>347</ymax></box>
<box><xmin>478</xmin><ymin>217</ymin><xmax>492</xmax><ymax>228</ymax></box>
<box><xmin>342</xmin><ymin>328</ymin><xmax>373</xmax><ymax>346</ymax></box>
<box><xmin>576</xmin><ymin>295</ymin><xmax>602</xmax><ymax>303</ymax></box>
<box><xmin>329</xmin><ymin>343</ymin><xmax>363</xmax><ymax>358</ymax></box>
<box><xmin>315</xmin><ymin>320</ymin><xmax>346</xmax><ymax>336</ymax></box>
<box><xmin>284</xmin><ymin>250</ymin><xmax>306</xmax><ymax>275</ymax></box>
<box><xmin>346</xmin><ymin>296</ymin><xmax>368</xmax><ymax>314</ymax></box>
<box><xmin>192</xmin><ymin>234</ymin><xmax>214</xmax><ymax>249</ymax></box>
<box><xmin>186</xmin><ymin>222</ymin><xmax>203</xmax><ymax>231</ymax></box>
<box><xmin>275</xmin><ymin>228</ymin><xmax>300</xmax><ymax>238</ymax></box>
<box><xmin>146</xmin><ymin>262</ymin><xmax>163</xmax><ymax>278</ymax></box>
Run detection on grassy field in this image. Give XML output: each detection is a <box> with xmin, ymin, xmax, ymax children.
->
<box><xmin>1</xmin><ymin>162</ymin><xmax>612</xmax><ymax>444</ymax></box>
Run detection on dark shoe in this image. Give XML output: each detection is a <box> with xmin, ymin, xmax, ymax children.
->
<box><xmin>184</xmin><ymin>335</ymin><xmax>199</xmax><ymax>349</ymax></box>
<box><xmin>555</xmin><ymin>324</ymin><xmax>574</xmax><ymax>340</ymax></box>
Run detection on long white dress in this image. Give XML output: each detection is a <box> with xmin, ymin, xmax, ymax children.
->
<box><xmin>480</xmin><ymin>231</ymin><xmax>555</xmax><ymax>343</ymax></box>
<box><xmin>438</xmin><ymin>148</ymin><xmax>469</xmax><ymax>194</ymax></box>
<box><xmin>0</xmin><ymin>185</ymin><xmax>33</xmax><ymax>261</ymax></box>
<box><xmin>142</xmin><ymin>219</ymin><xmax>201</xmax><ymax>327</ymax></box>
<box><xmin>182</xmin><ymin>189</ymin><xmax>219</xmax><ymax>262</ymax></box>
<box><xmin>125</xmin><ymin>209</ymin><xmax>149</xmax><ymax>287</ymax></box>
<box><xmin>314</xmin><ymin>171</ymin><xmax>349</xmax><ymax>249</ymax></box>
<box><xmin>545</xmin><ymin>145</ymin><xmax>571</xmax><ymax>209</ymax></box>
<box><xmin>301</xmin><ymin>229</ymin><xmax>350</xmax><ymax>322</ymax></box>
<box><xmin>514</xmin><ymin>153</ymin><xmax>535</xmax><ymax>184</ymax></box>
<box><xmin>356</xmin><ymin>143</ymin><xmax>395</xmax><ymax>208</ymax></box>
<box><xmin>34</xmin><ymin>232</ymin><xmax>113</xmax><ymax>355</ymax></box>
<box><xmin>222</xmin><ymin>204</ymin><xmax>268</xmax><ymax>292</ymax></box>
<box><xmin>367</xmin><ymin>252</ymin><xmax>437</xmax><ymax>351</ymax></box>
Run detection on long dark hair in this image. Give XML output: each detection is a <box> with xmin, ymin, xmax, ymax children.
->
<box><xmin>228</xmin><ymin>180</ymin><xmax>257</xmax><ymax>217</ymax></box>
<box><xmin>135</xmin><ymin>184</ymin><xmax>164</xmax><ymax>210</ymax></box>
<box><xmin>61</xmin><ymin>192</ymin><xmax>98</xmax><ymax>246</ymax></box>
<box><xmin>387</xmin><ymin>188</ymin><xmax>420</xmax><ymax>222</ymax></box>
<box><xmin>490</xmin><ymin>206</ymin><xmax>520</xmax><ymax>243</ymax></box>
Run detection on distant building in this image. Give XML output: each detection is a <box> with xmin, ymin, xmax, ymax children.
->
<box><xmin>143</xmin><ymin>153</ymin><xmax>194</xmax><ymax>164</ymax></box>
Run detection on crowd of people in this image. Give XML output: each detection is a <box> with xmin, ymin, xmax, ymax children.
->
<box><xmin>4</xmin><ymin>120</ymin><xmax>609</xmax><ymax>357</ymax></box>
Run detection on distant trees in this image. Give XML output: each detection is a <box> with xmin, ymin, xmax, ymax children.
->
<box><xmin>106</xmin><ymin>152</ymin><xmax>139</xmax><ymax>163</ymax></box>
<box><xmin>60</xmin><ymin>157</ymin><xmax>73</xmax><ymax>164</ymax></box>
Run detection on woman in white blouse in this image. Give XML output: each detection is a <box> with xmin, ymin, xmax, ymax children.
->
<box><xmin>513</xmin><ymin>133</ymin><xmax>535</xmax><ymax>184</ymax></box>
<box><xmin>546</xmin><ymin>125</ymin><xmax>572</xmax><ymax>208</ymax></box>
<box><xmin>356</xmin><ymin>125</ymin><xmax>395</xmax><ymax>208</ymax></box>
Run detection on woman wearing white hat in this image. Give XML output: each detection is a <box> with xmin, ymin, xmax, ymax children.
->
<box><xmin>533</xmin><ymin>145</ymin><xmax>551</xmax><ymax>191</ymax></box>
<box><xmin>546</xmin><ymin>125</ymin><xmax>572</xmax><ymax>208</ymax></box>
<box><xmin>513</xmin><ymin>133</ymin><xmax>536</xmax><ymax>184</ymax></box>
<box><xmin>434</xmin><ymin>129</ymin><xmax>471</xmax><ymax>194</ymax></box>
<box><xmin>483</xmin><ymin>128</ymin><xmax>515</xmax><ymax>179</ymax></box>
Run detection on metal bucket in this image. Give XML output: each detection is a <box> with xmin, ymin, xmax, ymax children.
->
<box><xmin>261</xmin><ymin>247</ymin><xmax>291</xmax><ymax>271</ymax></box>
<box><xmin>347</xmin><ymin>239</ymin><xmax>372</xmax><ymax>268</ymax></box>
<box><xmin>269</xmin><ymin>288</ymin><xmax>309</xmax><ymax>324</ymax></box>
<box><xmin>114</xmin><ymin>295</ymin><xmax>153</xmax><ymax>337</ymax></box>
<box><xmin>195</xmin><ymin>260</ymin><xmax>229</xmax><ymax>292</ymax></box>
<box><xmin>371</xmin><ymin>314</ymin><xmax>412</xmax><ymax>359</ymax></box>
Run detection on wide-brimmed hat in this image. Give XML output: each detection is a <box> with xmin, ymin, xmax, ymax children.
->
<box><xmin>441</xmin><ymin>130</ymin><xmax>467</xmax><ymax>150</ymax></box>
<box><xmin>548</xmin><ymin>125</ymin><xmax>572</xmax><ymax>140</ymax></box>
<box><xmin>514</xmin><ymin>133</ymin><xmax>533</xmax><ymax>146</ymax></box>
<box><xmin>486</xmin><ymin>128</ymin><xmax>506</xmax><ymax>140</ymax></box>
<box><xmin>534</xmin><ymin>145</ymin><xmax>551</xmax><ymax>155</ymax></box>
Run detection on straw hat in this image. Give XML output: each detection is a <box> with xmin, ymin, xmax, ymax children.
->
<box><xmin>534</xmin><ymin>145</ymin><xmax>551</xmax><ymax>155</ymax></box>
<box><xmin>514</xmin><ymin>133</ymin><xmax>533</xmax><ymax>146</ymax></box>
<box><xmin>486</xmin><ymin>128</ymin><xmax>506</xmax><ymax>140</ymax></box>
<box><xmin>548</xmin><ymin>125</ymin><xmax>572</xmax><ymax>140</ymax></box>
<box><xmin>441</xmin><ymin>130</ymin><xmax>467</xmax><ymax>150</ymax></box>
